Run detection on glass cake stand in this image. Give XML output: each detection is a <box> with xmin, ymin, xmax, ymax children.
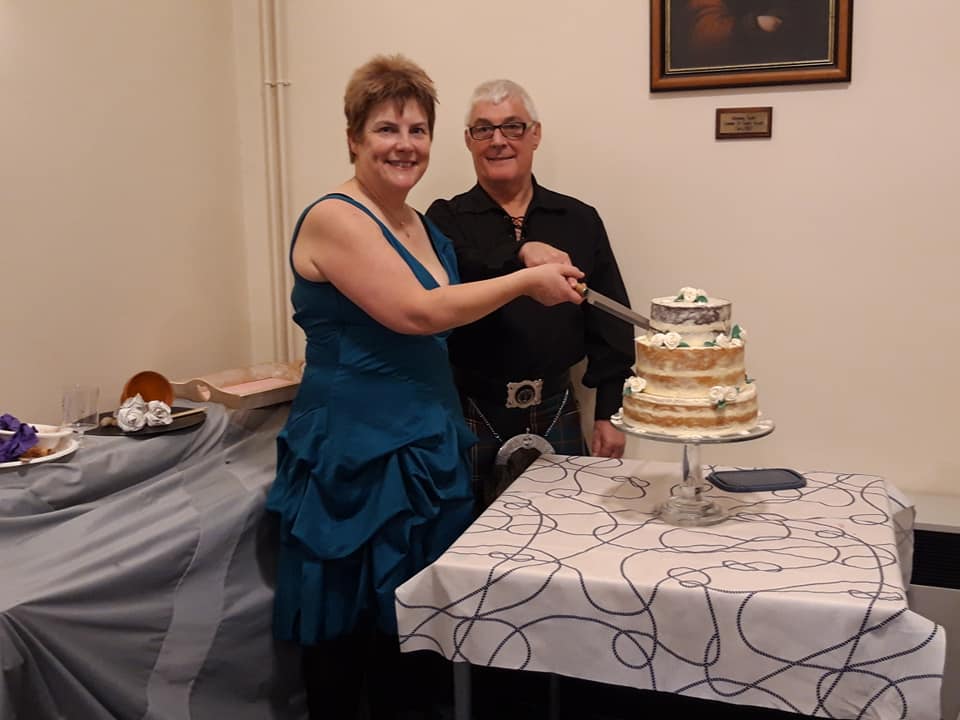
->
<box><xmin>609</xmin><ymin>413</ymin><xmax>775</xmax><ymax>527</ymax></box>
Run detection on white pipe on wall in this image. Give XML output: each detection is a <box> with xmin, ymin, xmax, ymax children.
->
<box><xmin>258</xmin><ymin>0</ymin><xmax>294</xmax><ymax>362</ymax></box>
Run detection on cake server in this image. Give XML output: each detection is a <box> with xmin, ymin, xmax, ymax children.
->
<box><xmin>575</xmin><ymin>284</ymin><xmax>652</xmax><ymax>331</ymax></box>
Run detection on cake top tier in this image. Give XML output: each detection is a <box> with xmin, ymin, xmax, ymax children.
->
<box><xmin>649</xmin><ymin>287</ymin><xmax>732</xmax><ymax>343</ymax></box>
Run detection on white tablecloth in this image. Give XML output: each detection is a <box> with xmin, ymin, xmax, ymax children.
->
<box><xmin>396</xmin><ymin>456</ymin><xmax>945</xmax><ymax>719</ymax></box>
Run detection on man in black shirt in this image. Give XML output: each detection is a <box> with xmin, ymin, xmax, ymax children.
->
<box><xmin>427</xmin><ymin>78</ymin><xmax>634</xmax><ymax>511</ymax></box>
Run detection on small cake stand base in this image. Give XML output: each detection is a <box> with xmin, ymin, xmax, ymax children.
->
<box><xmin>657</xmin><ymin>442</ymin><xmax>728</xmax><ymax>526</ymax></box>
<box><xmin>610</xmin><ymin>414</ymin><xmax>775</xmax><ymax>527</ymax></box>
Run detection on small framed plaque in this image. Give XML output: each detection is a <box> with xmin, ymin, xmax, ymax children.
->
<box><xmin>715</xmin><ymin>107</ymin><xmax>773</xmax><ymax>140</ymax></box>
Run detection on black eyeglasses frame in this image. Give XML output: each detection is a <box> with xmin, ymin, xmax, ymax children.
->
<box><xmin>466</xmin><ymin>121</ymin><xmax>535</xmax><ymax>141</ymax></box>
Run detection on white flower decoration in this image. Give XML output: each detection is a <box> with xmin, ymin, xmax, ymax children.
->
<box><xmin>714</xmin><ymin>333</ymin><xmax>732</xmax><ymax>348</ymax></box>
<box><xmin>680</xmin><ymin>286</ymin><xmax>703</xmax><ymax>303</ymax></box>
<box><xmin>650</xmin><ymin>333</ymin><xmax>667</xmax><ymax>348</ymax></box>
<box><xmin>709</xmin><ymin>386</ymin><xmax>726</xmax><ymax>402</ymax></box>
<box><xmin>724</xmin><ymin>386</ymin><xmax>739</xmax><ymax>402</ymax></box>
<box><xmin>146</xmin><ymin>400</ymin><xmax>173</xmax><ymax>427</ymax></box>
<box><xmin>116</xmin><ymin>394</ymin><xmax>147</xmax><ymax>432</ymax></box>
<box><xmin>730</xmin><ymin>338</ymin><xmax>743</xmax><ymax>348</ymax></box>
<box><xmin>663</xmin><ymin>331</ymin><xmax>682</xmax><ymax>349</ymax></box>
<box><xmin>624</xmin><ymin>377</ymin><xmax>647</xmax><ymax>396</ymax></box>
<box><xmin>119</xmin><ymin>394</ymin><xmax>145</xmax><ymax>411</ymax></box>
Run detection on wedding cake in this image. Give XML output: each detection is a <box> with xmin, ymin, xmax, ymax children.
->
<box><xmin>620</xmin><ymin>287</ymin><xmax>758</xmax><ymax>436</ymax></box>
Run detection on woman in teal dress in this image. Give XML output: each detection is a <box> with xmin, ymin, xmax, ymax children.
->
<box><xmin>265</xmin><ymin>55</ymin><xmax>585</xmax><ymax>719</ymax></box>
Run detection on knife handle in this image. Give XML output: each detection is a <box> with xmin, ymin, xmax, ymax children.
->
<box><xmin>574</xmin><ymin>282</ymin><xmax>588</xmax><ymax>296</ymax></box>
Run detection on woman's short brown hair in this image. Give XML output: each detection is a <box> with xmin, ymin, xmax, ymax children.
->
<box><xmin>344</xmin><ymin>55</ymin><xmax>438</xmax><ymax>163</ymax></box>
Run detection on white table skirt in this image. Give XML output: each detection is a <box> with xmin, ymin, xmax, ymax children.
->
<box><xmin>396</xmin><ymin>456</ymin><xmax>945</xmax><ymax>719</ymax></box>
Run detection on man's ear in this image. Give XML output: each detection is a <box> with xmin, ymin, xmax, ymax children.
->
<box><xmin>463</xmin><ymin>128</ymin><xmax>472</xmax><ymax>150</ymax></box>
<box><xmin>531</xmin><ymin>122</ymin><xmax>542</xmax><ymax>151</ymax></box>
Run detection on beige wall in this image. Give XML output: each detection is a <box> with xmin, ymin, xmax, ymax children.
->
<box><xmin>3</xmin><ymin>2</ymin><xmax>958</xmax><ymax>496</ymax></box>
<box><xmin>277</xmin><ymin>1</ymin><xmax>960</xmax><ymax>495</ymax></box>
<box><xmin>1</xmin><ymin>0</ymin><xmax>254</xmax><ymax>422</ymax></box>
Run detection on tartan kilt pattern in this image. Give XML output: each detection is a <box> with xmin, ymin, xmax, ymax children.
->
<box><xmin>461</xmin><ymin>387</ymin><xmax>586</xmax><ymax>513</ymax></box>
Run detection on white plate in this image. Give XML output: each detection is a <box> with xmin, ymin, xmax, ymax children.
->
<box><xmin>0</xmin><ymin>437</ymin><xmax>80</xmax><ymax>470</ymax></box>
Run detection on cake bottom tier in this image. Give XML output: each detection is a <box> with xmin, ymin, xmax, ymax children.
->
<box><xmin>621</xmin><ymin>384</ymin><xmax>759</xmax><ymax>437</ymax></box>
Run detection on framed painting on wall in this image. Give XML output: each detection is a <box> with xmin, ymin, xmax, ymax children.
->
<box><xmin>651</xmin><ymin>0</ymin><xmax>853</xmax><ymax>92</ymax></box>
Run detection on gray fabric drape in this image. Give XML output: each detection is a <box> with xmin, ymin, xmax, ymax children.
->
<box><xmin>0</xmin><ymin>403</ymin><xmax>305</xmax><ymax>720</ymax></box>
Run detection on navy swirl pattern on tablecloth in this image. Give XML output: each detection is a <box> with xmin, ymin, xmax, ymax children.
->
<box><xmin>396</xmin><ymin>457</ymin><xmax>945</xmax><ymax>720</ymax></box>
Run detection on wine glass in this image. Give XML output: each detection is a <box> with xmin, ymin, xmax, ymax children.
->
<box><xmin>62</xmin><ymin>384</ymin><xmax>100</xmax><ymax>444</ymax></box>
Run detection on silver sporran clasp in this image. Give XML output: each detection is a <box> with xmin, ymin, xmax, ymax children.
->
<box><xmin>505</xmin><ymin>379</ymin><xmax>543</xmax><ymax>409</ymax></box>
<box><xmin>485</xmin><ymin>433</ymin><xmax>555</xmax><ymax>508</ymax></box>
<box><xmin>494</xmin><ymin>433</ymin><xmax>555</xmax><ymax>467</ymax></box>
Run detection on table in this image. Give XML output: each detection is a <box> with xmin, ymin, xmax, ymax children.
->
<box><xmin>395</xmin><ymin>456</ymin><xmax>946</xmax><ymax>719</ymax></box>
<box><xmin>0</xmin><ymin>403</ymin><xmax>305</xmax><ymax>720</ymax></box>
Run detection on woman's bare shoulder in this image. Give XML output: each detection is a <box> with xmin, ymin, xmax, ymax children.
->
<box><xmin>299</xmin><ymin>192</ymin><xmax>372</xmax><ymax>243</ymax></box>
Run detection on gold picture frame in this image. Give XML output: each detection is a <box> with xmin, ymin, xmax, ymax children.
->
<box><xmin>651</xmin><ymin>0</ymin><xmax>853</xmax><ymax>92</ymax></box>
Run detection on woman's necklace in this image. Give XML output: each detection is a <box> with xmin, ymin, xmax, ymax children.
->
<box><xmin>354</xmin><ymin>177</ymin><xmax>411</xmax><ymax>239</ymax></box>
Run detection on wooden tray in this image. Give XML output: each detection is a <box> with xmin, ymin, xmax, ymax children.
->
<box><xmin>170</xmin><ymin>362</ymin><xmax>303</xmax><ymax>410</ymax></box>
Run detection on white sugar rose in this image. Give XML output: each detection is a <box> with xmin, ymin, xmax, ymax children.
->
<box><xmin>146</xmin><ymin>400</ymin><xmax>173</xmax><ymax>427</ymax></box>
<box><xmin>714</xmin><ymin>333</ymin><xmax>732</xmax><ymax>348</ymax></box>
<box><xmin>624</xmin><ymin>377</ymin><xmax>647</xmax><ymax>395</ymax></box>
<box><xmin>730</xmin><ymin>338</ymin><xmax>743</xmax><ymax>347</ymax></box>
<box><xmin>116</xmin><ymin>394</ymin><xmax>147</xmax><ymax>432</ymax></box>
<box><xmin>724</xmin><ymin>386</ymin><xmax>739</xmax><ymax>402</ymax></box>
<box><xmin>650</xmin><ymin>333</ymin><xmax>667</xmax><ymax>347</ymax></box>
<box><xmin>664</xmin><ymin>331</ymin><xmax>682</xmax><ymax>349</ymax></box>
<box><xmin>679</xmin><ymin>286</ymin><xmax>702</xmax><ymax>302</ymax></box>
<box><xmin>709</xmin><ymin>386</ymin><xmax>726</xmax><ymax>403</ymax></box>
<box><xmin>119</xmin><ymin>394</ymin><xmax>145</xmax><ymax>411</ymax></box>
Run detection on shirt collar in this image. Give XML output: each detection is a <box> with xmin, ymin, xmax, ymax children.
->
<box><xmin>458</xmin><ymin>176</ymin><xmax>566</xmax><ymax>215</ymax></box>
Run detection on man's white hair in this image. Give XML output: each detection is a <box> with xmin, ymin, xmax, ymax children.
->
<box><xmin>465</xmin><ymin>79</ymin><xmax>539</xmax><ymax>125</ymax></box>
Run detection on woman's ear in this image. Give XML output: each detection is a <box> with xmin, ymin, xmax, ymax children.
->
<box><xmin>347</xmin><ymin>128</ymin><xmax>357</xmax><ymax>158</ymax></box>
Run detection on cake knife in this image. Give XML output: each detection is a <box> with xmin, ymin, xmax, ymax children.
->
<box><xmin>575</xmin><ymin>284</ymin><xmax>652</xmax><ymax>331</ymax></box>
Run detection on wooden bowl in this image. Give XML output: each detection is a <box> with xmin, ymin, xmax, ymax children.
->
<box><xmin>120</xmin><ymin>371</ymin><xmax>174</xmax><ymax>406</ymax></box>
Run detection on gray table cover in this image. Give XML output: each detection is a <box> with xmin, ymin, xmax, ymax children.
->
<box><xmin>0</xmin><ymin>403</ymin><xmax>306</xmax><ymax>720</ymax></box>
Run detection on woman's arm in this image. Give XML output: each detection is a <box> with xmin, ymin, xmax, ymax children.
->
<box><xmin>294</xmin><ymin>199</ymin><xmax>584</xmax><ymax>335</ymax></box>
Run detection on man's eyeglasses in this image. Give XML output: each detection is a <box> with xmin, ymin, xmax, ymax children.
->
<box><xmin>467</xmin><ymin>121</ymin><xmax>534</xmax><ymax>141</ymax></box>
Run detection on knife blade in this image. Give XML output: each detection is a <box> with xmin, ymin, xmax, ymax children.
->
<box><xmin>576</xmin><ymin>284</ymin><xmax>652</xmax><ymax>331</ymax></box>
